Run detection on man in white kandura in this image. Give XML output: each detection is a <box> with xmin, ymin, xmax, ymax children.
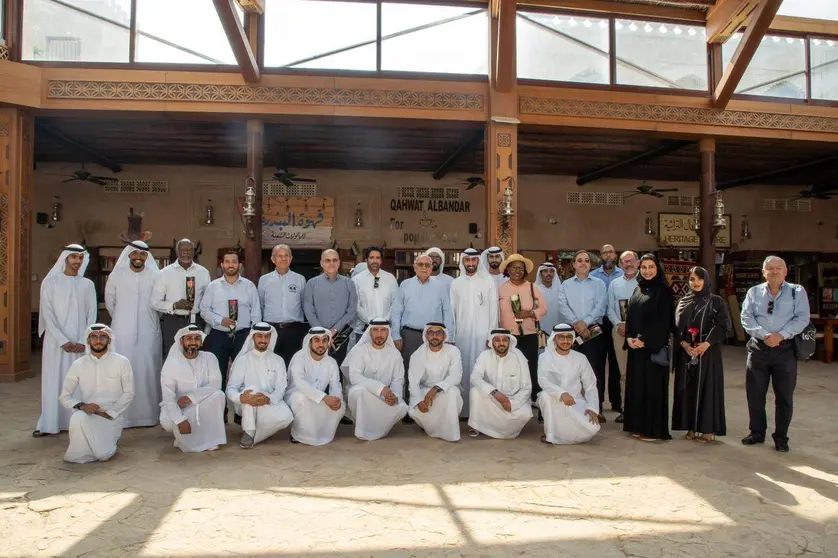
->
<box><xmin>59</xmin><ymin>324</ymin><xmax>134</xmax><ymax>463</ymax></box>
<box><xmin>35</xmin><ymin>244</ymin><xmax>97</xmax><ymax>438</ymax></box>
<box><xmin>105</xmin><ymin>241</ymin><xmax>162</xmax><ymax>428</ymax></box>
<box><xmin>450</xmin><ymin>247</ymin><xmax>498</xmax><ymax>417</ymax></box>
<box><xmin>407</xmin><ymin>323</ymin><xmax>464</xmax><ymax>442</ymax></box>
<box><xmin>285</xmin><ymin>327</ymin><xmax>345</xmax><ymax>446</ymax></box>
<box><xmin>342</xmin><ymin>318</ymin><xmax>408</xmax><ymax>440</ymax></box>
<box><xmin>226</xmin><ymin>323</ymin><xmax>294</xmax><ymax>449</ymax></box>
<box><xmin>480</xmin><ymin>246</ymin><xmax>507</xmax><ymax>289</ymax></box>
<box><xmin>468</xmin><ymin>329</ymin><xmax>533</xmax><ymax>439</ymax></box>
<box><xmin>537</xmin><ymin>324</ymin><xmax>601</xmax><ymax>445</ymax></box>
<box><xmin>426</xmin><ymin>247</ymin><xmax>454</xmax><ymax>297</ymax></box>
<box><xmin>534</xmin><ymin>262</ymin><xmax>566</xmax><ymax>335</ymax></box>
<box><xmin>159</xmin><ymin>325</ymin><xmax>227</xmax><ymax>452</ymax></box>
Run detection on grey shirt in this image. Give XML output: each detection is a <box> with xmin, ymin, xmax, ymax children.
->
<box><xmin>303</xmin><ymin>273</ymin><xmax>358</xmax><ymax>332</ymax></box>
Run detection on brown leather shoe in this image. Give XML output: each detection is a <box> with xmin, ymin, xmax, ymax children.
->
<box><xmin>614</xmin><ymin>413</ymin><xmax>624</xmax><ymax>423</ymax></box>
<box><xmin>598</xmin><ymin>414</ymin><xmax>607</xmax><ymax>424</ymax></box>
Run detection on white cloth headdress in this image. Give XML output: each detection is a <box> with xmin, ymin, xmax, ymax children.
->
<box><xmin>479</xmin><ymin>246</ymin><xmax>504</xmax><ymax>276</ymax></box>
<box><xmin>113</xmin><ymin>240</ymin><xmax>159</xmax><ymax>273</ymax></box>
<box><xmin>169</xmin><ymin>324</ymin><xmax>207</xmax><ymax>360</ymax></box>
<box><xmin>425</xmin><ymin>247</ymin><xmax>445</xmax><ymax>266</ymax></box>
<box><xmin>458</xmin><ymin>248</ymin><xmax>485</xmax><ymax>278</ymax></box>
<box><xmin>235</xmin><ymin>322</ymin><xmax>278</xmax><ymax>359</ymax></box>
<box><xmin>488</xmin><ymin>328</ymin><xmax>518</xmax><ymax>351</ymax></box>
<box><xmin>534</xmin><ymin>262</ymin><xmax>557</xmax><ymax>288</ymax></box>
<box><xmin>38</xmin><ymin>244</ymin><xmax>90</xmax><ymax>337</ymax></box>
<box><xmin>83</xmin><ymin>324</ymin><xmax>116</xmax><ymax>357</ymax></box>
<box><xmin>340</xmin><ymin>318</ymin><xmax>393</xmax><ymax>377</ymax></box>
<box><xmin>351</xmin><ymin>263</ymin><xmax>368</xmax><ymax>278</ymax></box>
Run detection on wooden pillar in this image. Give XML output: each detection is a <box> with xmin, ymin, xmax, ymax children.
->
<box><xmin>244</xmin><ymin>119</ymin><xmax>263</xmax><ymax>283</ymax></box>
<box><xmin>699</xmin><ymin>138</ymin><xmax>716</xmax><ymax>275</ymax></box>
<box><xmin>0</xmin><ymin>108</ymin><xmax>34</xmax><ymax>382</ymax></box>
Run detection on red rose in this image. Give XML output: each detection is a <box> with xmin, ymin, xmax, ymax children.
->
<box><xmin>688</xmin><ymin>327</ymin><xmax>699</xmax><ymax>336</ymax></box>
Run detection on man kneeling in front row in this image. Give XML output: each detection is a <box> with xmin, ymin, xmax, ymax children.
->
<box><xmin>59</xmin><ymin>324</ymin><xmax>134</xmax><ymax>463</ymax></box>
<box><xmin>342</xmin><ymin>318</ymin><xmax>408</xmax><ymax>441</ymax></box>
<box><xmin>285</xmin><ymin>327</ymin><xmax>345</xmax><ymax>446</ymax></box>
<box><xmin>160</xmin><ymin>325</ymin><xmax>227</xmax><ymax>452</ymax></box>
<box><xmin>227</xmin><ymin>323</ymin><xmax>294</xmax><ymax>449</ymax></box>
<box><xmin>537</xmin><ymin>324</ymin><xmax>601</xmax><ymax>445</ymax></box>
<box><xmin>468</xmin><ymin>329</ymin><xmax>533</xmax><ymax>439</ymax></box>
<box><xmin>408</xmin><ymin>322</ymin><xmax>464</xmax><ymax>442</ymax></box>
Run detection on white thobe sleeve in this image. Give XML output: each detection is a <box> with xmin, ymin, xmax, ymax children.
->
<box><xmin>348</xmin><ymin>351</ymin><xmax>386</xmax><ymax>396</ymax></box>
<box><xmin>537</xmin><ymin>353</ymin><xmax>566</xmax><ymax>396</ymax></box>
<box><xmin>151</xmin><ymin>271</ymin><xmax>174</xmax><ymax>314</ymax></box>
<box><xmin>327</xmin><ymin>361</ymin><xmax>343</xmax><ymax>399</ymax></box>
<box><xmin>104</xmin><ymin>274</ymin><xmax>117</xmax><ymax>317</ymax></box>
<box><xmin>389</xmin><ymin>353</ymin><xmax>406</xmax><ymax>399</ymax></box>
<box><xmin>488</xmin><ymin>282</ymin><xmax>499</xmax><ymax>331</ymax></box>
<box><xmin>289</xmin><ymin>355</ymin><xmax>327</xmax><ymax>403</ymax></box>
<box><xmin>267</xmin><ymin>358</ymin><xmax>288</xmax><ymax>405</ymax></box>
<box><xmin>40</xmin><ymin>281</ymin><xmax>71</xmax><ymax>346</ymax></box>
<box><xmin>161</xmin><ymin>364</ymin><xmax>187</xmax><ymax>425</ymax></box>
<box><xmin>450</xmin><ymin>283</ymin><xmax>460</xmax><ymax>340</ymax></box>
<box><xmin>226</xmin><ymin>357</ymin><xmax>247</xmax><ymax>403</ymax></box>
<box><xmin>105</xmin><ymin>358</ymin><xmax>135</xmax><ymax>419</ymax></box>
<box><xmin>407</xmin><ymin>351</ymin><xmax>424</xmax><ymax>406</ymax></box>
<box><xmin>436</xmin><ymin>348</ymin><xmax>463</xmax><ymax>393</ymax></box>
<box><xmin>508</xmin><ymin>354</ymin><xmax>533</xmax><ymax>410</ymax></box>
<box><xmin>189</xmin><ymin>358</ymin><xmax>223</xmax><ymax>403</ymax></box>
<box><xmin>579</xmin><ymin>357</ymin><xmax>600</xmax><ymax>413</ymax></box>
<box><xmin>470</xmin><ymin>352</ymin><xmax>496</xmax><ymax>396</ymax></box>
<box><xmin>58</xmin><ymin>361</ymin><xmax>83</xmax><ymax>409</ymax></box>
<box><xmin>85</xmin><ymin>281</ymin><xmax>97</xmax><ymax>328</ymax></box>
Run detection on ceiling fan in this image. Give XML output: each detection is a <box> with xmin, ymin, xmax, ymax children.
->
<box><xmin>622</xmin><ymin>181</ymin><xmax>678</xmax><ymax>200</ymax></box>
<box><xmin>460</xmin><ymin>176</ymin><xmax>485</xmax><ymax>190</ymax></box>
<box><xmin>790</xmin><ymin>187</ymin><xmax>838</xmax><ymax>201</ymax></box>
<box><xmin>43</xmin><ymin>163</ymin><xmax>116</xmax><ymax>186</ymax></box>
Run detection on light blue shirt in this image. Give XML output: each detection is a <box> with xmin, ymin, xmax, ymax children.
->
<box><xmin>741</xmin><ymin>282</ymin><xmax>810</xmax><ymax>340</ymax></box>
<box><xmin>607</xmin><ymin>274</ymin><xmax>639</xmax><ymax>326</ymax></box>
<box><xmin>200</xmin><ymin>276</ymin><xmax>262</xmax><ymax>332</ymax></box>
<box><xmin>391</xmin><ymin>276</ymin><xmax>453</xmax><ymax>341</ymax></box>
<box><xmin>557</xmin><ymin>275</ymin><xmax>607</xmax><ymax>326</ymax></box>
<box><xmin>258</xmin><ymin>269</ymin><xmax>306</xmax><ymax>324</ymax></box>
<box><xmin>591</xmin><ymin>265</ymin><xmax>624</xmax><ymax>290</ymax></box>
<box><xmin>536</xmin><ymin>282</ymin><xmax>566</xmax><ymax>333</ymax></box>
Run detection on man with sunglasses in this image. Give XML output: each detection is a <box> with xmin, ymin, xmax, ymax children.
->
<box><xmin>741</xmin><ymin>255</ymin><xmax>810</xmax><ymax>453</ymax></box>
<box><xmin>352</xmin><ymin>246</ymin><xmax>398</xmax><ymax>346</ymax></box>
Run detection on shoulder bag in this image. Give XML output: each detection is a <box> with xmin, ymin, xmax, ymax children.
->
<box><xmin>790</xmin><ymin>285</ymin><xmax>817</xmax><ymax>361</ymax></box>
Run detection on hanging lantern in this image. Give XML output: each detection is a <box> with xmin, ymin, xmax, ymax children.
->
<box><xmin>205</xmin><ymin>199</ymin><xmax>214</xmax><ymax>226</ymax></box>
<box><xmin>714</xmin><ymin>192</ymin><xmax>726</xmax><ymax>228</ymax></box>
<box><xmin>242</xmin><ymin>177</ymin><xmax>256</xmax><ymax>219</ymax></box>
<box><xmin>691</xmin><ymin>202</ymin><xmax>701</xmax><ymax>231</ymax></box>
<box><xmin>740</xmin><ymin>215</ymin><xmax>752</xmax><ymax>240</ymax></box>
<box><xmin>645</xmin><ymin>212</ymin><xmax>654</xmax><ymax>235</ymax></box>
<box><xmin>51</xmin><ymin>196</ymin><xmax>61</xmax><ymax>222</ymax></box>
<box><xmin>354</xmin><ymin>203</ymin><xmax>363</xmax><ymax>228</ymax></box>
<box><xmin>501</xmin><ymin>178</ymin><xmax>515</xmax><ymax>217</ymax></box>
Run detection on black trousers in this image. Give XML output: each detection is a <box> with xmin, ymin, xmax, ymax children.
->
<box><xmin>161</xmin><ymin>314</ymin><xmax>205</xmax><ymax>358</ymax></box>
<box><xmin>203</xmin><ymin>328</ymin><xmax>249</xmax><ymax>396</ymax></box>
<box><xmin>515</xmin><ymin>334</ymin><xmax>540</xmax><ymax>402</ymax></box>
<box><xmin>400</xmin><ymin>327</ymin><xmax>425</xmax><ymax>400</ymax></box>
<box><xmin>267</xmin><ymin>322</ymin><xmax>307</xmax><ymax>367</ymax></box>
<box><xmin>573</xmin><ymin>333</ymin><xmax>607</xmax><ymax>413</ymax></box>
<box><xmin>602</xmin><ymin>317</ymin><xmax>623</xmax><ymax>411</ymax></box>
<box><xmin>746</xmin><ymin>338</ymin><xmax>797</xmax><ymax>444</ymax></box>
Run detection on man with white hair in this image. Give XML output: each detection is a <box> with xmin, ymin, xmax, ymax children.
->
<box><xmin>606</xmin><ymin>250</ymin><xmax>639</xmax><ymax>422</ymax></box>
<box><xmin>480</xmin><ymin>246</ymin><xmax>506</xmax><ymax>288</ymax></box>
<box><xmin>286</xmin><ymin>327</ymin><xmax>345</xmax><ymax>446</ymax></box>
<box><xmin>426</xmin><ymin>247</ymin><xmax>454</xmax><ymax>297</ymax></box>
<box><xmin>59</xmin><ymin>324</ymin><xmax>134</xmax><ymax>463</ymax></box>
<box><xmin>226</xmin><ymin>323</ymin><xmax>294</xmax><ymax>449</ymax></box>
<box><xmin>534</xmin><ymin>261</ymin><xmax>566</xmax><ymax>335</ymax></box>
<box><xmin>450</xmin><ymin>247</ymin><xmax>498</xmax><ymax>417</ymax></box>
<box><xmin>258</xmin><ymin>244</ymin><xmax>308</xmax><ymax>368</ymax></box>
<box><xmin>408</xmin><ymin>323</ymin><xmax>464</xmax><ymax>441</ymax></box>
<box><xmin>537</xmin><ymin>324</ymin><xmax>601</xmax><ymax>445</ymax></box>
<box><xmin>35</xmin><ymin>244</ymin><xmax>97</xmax><ymax>437</ymax></box>
<box><xmin>342</xmin><ymin>318</ymin><xmax>408</xmax><ymax>440</ymax></box>
<box><xmin>468</xmin><ymin>329</ymin><xmax>533</xmax><ymax>439</ymax></box>
<box><xmin>160</xmin><ymin>325</ymin><xmax>227</xmax><ymax>452</ymax></box>
<box><xmin>105</xmin><ymin>240</ymin><xmax>162</xmax><ymax>428</ymax></box>
<box><xmin>741</xmin><ymin>255</ymin><xmax>811</xmax><ymax>453</ymax></box>
<box><xmin>304</xmin><ymin>249</ymin><xmax>358</xmax><ymax>365</ymax></box>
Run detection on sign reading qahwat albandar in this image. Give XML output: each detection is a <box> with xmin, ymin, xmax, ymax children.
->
<box><xmin>238</xmin><ymin>196</ymin><xmax>334</xmax><ymax>247</ymax></box>
<box><xmin>658</xmin><ymin>213</ymin><xmax>731</xmax><ymax>248</ymax></box>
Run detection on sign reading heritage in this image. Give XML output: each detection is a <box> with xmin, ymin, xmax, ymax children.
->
<box><xmin>658</xmin><ymin>213</ymin><xmax>731</xmax><ymax>248</ymax></box>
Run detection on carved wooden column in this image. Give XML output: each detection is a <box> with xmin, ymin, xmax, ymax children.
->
<box><xmin>0</xmin><ymin>108</ymin><xmax>34</xmax><ymax>382</ymax></box>
<box><xmin>244</xmin><ymin>119</ymin><xmax>264</xmax><ymax>283</ymax></box>
<box><xmin>699</xmin><ymin>138</ymin><xmax>716</xmax><ymax>275</ymax></box>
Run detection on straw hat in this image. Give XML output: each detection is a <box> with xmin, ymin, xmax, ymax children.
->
<box><xmin>499</xmin><ymin>253</ymin><xmax>534</xmax><ymax>274</ymax></box>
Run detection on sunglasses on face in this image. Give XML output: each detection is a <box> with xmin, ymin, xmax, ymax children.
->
<box><xmin>374</xmin><ymin>276</ymin><xmax>380</xmax><ymax>289</ymax></box>
<box><xmin>768</xmin><ymin>300</ymin><xmax>774</xmax><ymax>315</ymax></box>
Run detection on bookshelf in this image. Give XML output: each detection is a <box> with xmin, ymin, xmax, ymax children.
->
<box><xmin>394</xmin><ymin>249</ymin><xmax>462</xmax><ymax>283</ymax></box>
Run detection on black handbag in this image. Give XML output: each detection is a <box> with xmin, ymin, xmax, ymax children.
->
<box><xmin>650</xmin><ymin>343</ymin><xmax>671</xmax><ymax>367</ymax></box>
<box><xmin>791</xmin><ymin>286</ymin><xmax>816</xmax><ymax>361</ymax></box>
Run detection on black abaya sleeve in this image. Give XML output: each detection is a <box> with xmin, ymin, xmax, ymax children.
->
<box><xmin>706</xmin><ymin>295</ymin><xmax>732</xmax><ymax>345</ymax></box>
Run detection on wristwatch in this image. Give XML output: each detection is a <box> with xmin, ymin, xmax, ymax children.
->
<box><xmin>73</xmin><ymin>402</ymin><xmax>85</xmax><ymax>410</ymax></box>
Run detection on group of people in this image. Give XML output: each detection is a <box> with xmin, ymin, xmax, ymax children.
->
<box><xmin>35</xmin><ymin>238</ymin><xmax>810</xmax><ymax>463</ymax></box>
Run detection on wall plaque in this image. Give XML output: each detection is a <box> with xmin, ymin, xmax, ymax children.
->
<box><xmin>658</xmin><ymin>213</ymin><xmax>731</xmax><ymax>248</ymax></box>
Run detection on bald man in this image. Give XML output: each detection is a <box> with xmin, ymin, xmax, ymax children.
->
<box><xmin>591</xmin><ymin>244</ymin><xmax>624</xmax><ymax>416</ymax></box>
<box><xmin>303</xmin><ymin>249</ymin><xmax>358</xmax><ymax>366</ymax></box>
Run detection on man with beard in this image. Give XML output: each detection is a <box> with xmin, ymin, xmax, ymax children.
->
<box><xmin>303</xmin><ymin>249</ymin><xmax>358</xmax><ymax>366</ymax></box>
<box><xmin>151</xmin><ymin>239</ymin><xmax>212</xmax><ymax>356</ymax></box>
<box><xmin>468</xmin><ymin>329</ymin><xmax>533</xmax><ymax>439</ymax></box>
<box><xmin>105</xmin><ymin>241</ymin><xmax>162</xmax><ymax>428</ymax></box>
<box><xmin>226</xmin><ymin>323</ymin><xmax>294</xmax><ymax>449</ymax></box>
<box><xmin>407</xmin><ymin>323</ymin><xmax>464</xmax><ymax>441</ymax></box>
<box><xmin>480</xmin><ymin>246</ymin><xmax>506</xmax><ymax>289</ymax></box>
<box><xmin>200</xmin><ymin>250</ymin><xmax>261</xmax><ymax>419</ymax></box>
<box><xmin>59</xmin><ymin>324</ymin><xmax>134</xmax><ymax>463</ymax></box>
<box><xmin>160</xmin><ymin>325</ymin><xmax>227</xmax><ymax>452</ymax></box>
<box><xmin>426</xmin><ymin>247</ymin><xmax>454</xmax><ymax>300</ymax></box>
<box><xmin>35</xmin><ymin>244</ymin><xmax>97</xmax><ymax>438</ymax></box>
<box><xmin>534</xmin><ymin>262</ymin><xmax>566</xmax><ymax>335</ymax></box>
<box><xmin>606</xmin><ymin>251</ymin><xmax>639</xmax><ymax>422</ymax></box>
<box><xmin>591</xmin><ymin>244</ymin><xmax>624</xmax><ymax>418</ymax></box>
<box><xmin>450</xmin><ymin>248</ymin><xmax>498</xmax><ymax>417</ymax></box>
<box><xmin>342</xmin><ymin>319</ymin><xmax>408</xmax><ymax>440</ymax></box>
<box><xmin>258</xmin><ymin>244</ymin><xmax>308</xmax><ymax>367</ymax></box>
<box><xmin>285</xmin><ymin>327</ymin><xmax>345</xmax><ymax>446</ymax></box>
<box><xmin>537</xmin><ymin>324</ymin><xmax>601</xmax><ymax>445</ymax></box>
<box><xmin>557</xmin><ymin>250</ymin><xmax>608</xmax><ymax>423</ymax></box>
<box><xmin>352</xmin><ymin>246</ymin><xmax>398</xmax><ymax>345</ymax></box>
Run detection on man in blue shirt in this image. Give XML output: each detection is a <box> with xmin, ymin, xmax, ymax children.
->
<box><xmin>557</xmin><ymin>250</ymin><xmax>608</xmax><ymax>422</ymax></box>
<box><xmin>257</xmin><ymin>244</ymin><xmax>307</xmax><ymax>367</ymax></box>
<box><xmin>741</xmin><ymin>255</ymin><xmax>810</xmax><ymax>453</ymax></box>
<box><xmin>591</xmin><ymin>244</ymin><xmax>624</xmax><ymax>416</ymax></box>
<box><xmin>605</xmin><ymin>250</ymin><xmax>639</xmax><ymax>422</ymax></box>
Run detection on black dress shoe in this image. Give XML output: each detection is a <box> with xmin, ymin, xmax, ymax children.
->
<box><xmin>741</xmin><ymin>434</ymin><xmax>765</xmax><ymax>445</ymax></box>
<box><xmin>340</xmin><ymin>416</ymin><xmax>353</xmax><ymax>425</ymax></box>
<box><xmin>402</xmin><ymin>415</ymin><xmax>415</xmax><ymax>425</ymax></box>
<box><xmin>614</xmin><ymin>413</ymin><xmax>624</xmax><ymax>424</ymax></box>
<box><xmin>233</xmin><ymin>414</ymin><xmax>242</xmax><ymax>426</ymax></box>
<box><xmin>772</xmin><ymin>433</ymin><xmax>789</xmax><ymax>452</ymax></box>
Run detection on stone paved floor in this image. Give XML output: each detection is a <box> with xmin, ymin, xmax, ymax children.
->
<box><xmin>1</xmin><ymin>346</ymin><xmax>837</xmax><ymax>557</ymax></box>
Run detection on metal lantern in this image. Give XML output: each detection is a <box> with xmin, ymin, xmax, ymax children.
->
<box><xmin>645</xmin><ymin>212</ymin><xmax>654</xmax><ymax>235</ymax></box>
<box><xmin>205</xmin><ymin>199</ymin><xmax>214</xmax><ymax>226</ymax></box>
<box><xmin>242</xmin><ymin>177</ymin><xmax>256</xmax><ymax>219</ymax></box>
<box><xmin>501</xmin><ymin>178</ymin><xmax>515</xmax><ymax>217</ymax></box>
<box><xmin>741</xmin><ymin>215</ymin><xmax>752</xmax><ymax>240</ymax></box>
<box><xmin>714</xmin><ymin>192</ymin><xmax>726</xmax><ymax>228</ymax></box>
<box><xmin>354</xmin><ymin>203</ymin><xmax>363</xmax><ymax>228</ymax></box>
<box><xmin>51</xmin><ymin>196</ymin><xmax>61</xmax><ymax>222</ymax></box>
<box><xmin>691</xmin><ymin>202</ymin><xmax>701</xmax><ymax>231</ymax></box>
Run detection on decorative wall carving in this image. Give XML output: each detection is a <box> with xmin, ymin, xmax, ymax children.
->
<box><xmin>520</xmin><ymin>97</ymin><xmax>838</xmax><ymax>133</ymax></box>
<box><xmin>0</xmin><ymin>194</ymin><xmax>7</xmax><ymax>287</ymax></box>
<box><xmin>46</xmin><ymin>81</ymin><xmax>485</xmax><ymax>111</ymax></box>
<box><xmin>0</xmin><ymin>124</ymin><xmax>8</xmax><ymax>137</ymax></box>
<box><xmin>0</xmin><ymin>44</ymin><xmax>9</xmax><ymax>61</ymax></box>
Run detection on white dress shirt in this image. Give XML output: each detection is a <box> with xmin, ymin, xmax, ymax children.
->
<box><xmin>151</xmin><ymin>261</ymin><xmax>212</xmax><ymax>318</ymax></box>
<box><xmin>352</xmin><ymin>270</ymin><xmax>398</xmax><ymax>334</ymax></box>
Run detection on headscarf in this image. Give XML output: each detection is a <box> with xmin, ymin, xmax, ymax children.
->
<box><xmin>340</xmin><ymin>318</ymin><xmax>394</xmax><ymax>377</ymax></box>
<box><xmin>674</xmin><ymin>267</ymin><xmax>731</xmax><ymax>339</ymax></box>
<box><xmin>112</xmin><ymin>240</ymin><xmax>160</xmax><ymax>273</ymax></box>
<box><xmin>534</xmin><ymin>262</ymin><xmax>558</xmax><ymax>289</ymax></box>
<box><xmin>487</xmin><ymin>328</ymin><xmax>518</xmax><ymax>352</ymax></box>
<box><xmin>458</xmin><ymin>248</ymin><xmax>485</xmax><ymax>278</ymax></box>
<box><xmin>235</xmin><ymin>322</ymin><xmax>278</xmax><ymax>359</ymax></box>
<box><xmin>627</xmin><ymin>255</ymin><xmax>674</xmax><ymax>350</ymax></box>
<box><xmin>545</xmin><ymin>323</ymin><xmax>574</xmax><ymax>353</ymax></box>
<box><xmin>636</xmin><ymin>254</ymin><xmax>669</xmax><ymax>290</ymax></box>
<box><xmin>350</xmin><ymin>263</ymin><xmax>368</xmax><ymax>278</ymax></box>
<box><xmin>408</xmin><ymin>322</ymin><xmax>453</xmax><ymax>371</ymax></box>
<box><xmin>83</xmin><ymin>324</ymin><xmax>116</xmax><ymax>358</ymax></box>
<box><xmin>479</xmin><ymin>246</ymin><xmax>504</xmax><ymax>277</ymax></box>
<box><xmin>425</xmin><ymin>248</ymin><xmax>445</xmax><ymax>266</ymax></box>
<box><xmin>38</xmin><ymin>244</ymin><xmax>90</xmax><ymax>337</ymax></box>
<box><xmin>168</xmin><ymin>324</ymin><xmax>207</xmax><ymax>360</ymax></box>
<box><xmin>300</xmin><ymin>326</ymin><xmax>333</xmax><ymax>366</ymax></box>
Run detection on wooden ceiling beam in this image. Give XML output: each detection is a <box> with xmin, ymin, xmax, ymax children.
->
<box><xmin>576</xmin><ymin>140</ymin><xmax>694</xmax><ymax>185</ymax></box>
<box><xmin>212</xmin><ymin>0</ymin><xmax>260</xmax><ymax>83</ymax></box>
<box><xmin>35</xmin><ymin>121</ymin><xmax>123</xmax><ymax>173</ymax></box>
<box><xmin>717</xmin><ymin>152</ymin><xmax>838</xmax><ymax>189</ymax></box>
<box><xmin>432</xmin><ymin>130</ymin><xmax>484</xmax><ymax>180</ymax></box>
<box><xmin>516</xmin><ymin>0</ymin><xmax>706</xmax><ymax>23</ymax></box>
<box><xmin>493</xmin><ymin>0</ymin><xmax>517</xmax><ymax>93</ymax></box>
<box><xmin>712</xmin><ymin>0</ymin><xmax>783</xmax><ymax>109</ymax></box>
<box><xmin>706</xmin><ymin>0</ymin><xmax>759</xmax><ymax>44</ymax></box>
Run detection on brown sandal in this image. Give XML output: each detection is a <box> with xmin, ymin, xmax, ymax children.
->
<box><xmin>695</xmin><ymin>434</ymin><xmax>715</xmax><ymax>444</ymax></box>
<box><xmin>684</xmin><ymin>431</ymin><xmax>696</xmax><ymax>440</ymax></box>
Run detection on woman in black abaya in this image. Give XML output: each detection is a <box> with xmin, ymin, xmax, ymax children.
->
<box><xmin>671</xmin><ymin>266</ymin><xmax>732</xmax><ymax>443</ymax></box>
<box><xmin>623</xmin><ymin>254</ymin><xmax>674</xmax><ymax>441</ymax></box>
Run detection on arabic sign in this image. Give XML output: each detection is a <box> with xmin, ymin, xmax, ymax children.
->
<box><xmin>658</xmin><ymin>213</ymin><xmax>731</xmax><ymax>248</ymax></box>
<box><xmin>238</xmin><ymin>196</ymin><xmax>334</xmax><ymax>248</ymax></box>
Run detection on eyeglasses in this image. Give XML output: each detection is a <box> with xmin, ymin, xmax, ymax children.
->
<box><xmin>426</xmin><ymin>330</ymin><xmax>446</xmax><ymax>337</ymax></box>
<box><xmin>373</xmin><ymin>276</ymin><xmax>380</xmax><ymax>289</ymax></box>
<box><xmin>768</xmin><ymin>300</ymin><xmax>774</xmax><ymax>315</ymax></box>
<box><xmin>415</xmin><ymin>262</ymin><xmax>432</xmax><ymax>268</ymax></box>
<box><xmin>556</xmin><ymin>334</ymin><xmax>575</xmax><ymax>341</ymax></box>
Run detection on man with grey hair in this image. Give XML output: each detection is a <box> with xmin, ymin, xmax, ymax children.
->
<box><xmin>151</xmin><ymin>238</ymin><xmax>212</xmax><ymax>356</ymax></box>
<box><xmin>605</xmin><ymin>250</ymin><xmax>639</xmax><ymax>422</ymax></box>
<box><xmin>303</xmin><ymin>248</ymin><xmax>358</xmax><ymax>366</ymax></box>
<box><xmin>741</xmin><ymin>255</ymin><xmax>810</xmax><ymax>453</ymax></box>
<box><xmin>258</xmin><ymin>244</ymin><xmax>307</xmax><ymax>366</ymax></box>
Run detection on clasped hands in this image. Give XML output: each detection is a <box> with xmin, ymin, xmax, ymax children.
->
<box><xmin>627</xmin><ymin>337</ymin><xmax>645</xmax><ymax>349</ymax></box>
<box><xmin>78</xmin><ymin>403</ymin><xmax>113</xmax><ymax>420</ymax></box>
<box><xmin>380</xmin><ymin>386</ymin><xmax>399</xmax><ymax>407</ymax></box>
<box><xmin>417</xmin><ymin>386</ymin><xmax>441</xmax><ymax>413</ymax></box>
<box><xmin>763</xmin><ymin>333</ymin><xmax>784</xmax><ymax>348</ymax></box>
<box><xmin>681</xmin><ymin>341</ymin><xmax>711</xmax><ymax>358</ymax></box>
<box><xmin>240</xmin><ymin>389</ymin><xmax>270</xmax><ymax>407</ymax></box>
<box><xmin>61</xmin><ymin>342</ymin><xmax>86</xmax><ymax>353</ymax></box>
